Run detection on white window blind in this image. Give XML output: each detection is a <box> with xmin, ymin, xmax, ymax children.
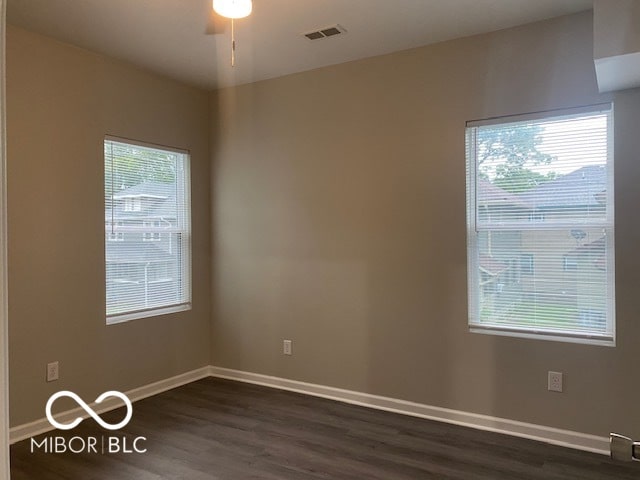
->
<box><xmin>104</xmin><ymin>137</ymin><xmax>191</xmax><ymax>323</ymax></box>
<box><xmin>465</xmin><ymin>105</ymin><xmax>614</xmax><ymax>344</ymax></box>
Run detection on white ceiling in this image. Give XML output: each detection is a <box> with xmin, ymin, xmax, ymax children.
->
<box><xmin>7</xmin><ymin>0</ymin><xmax>593</xmax><ymax>91</ymax></box>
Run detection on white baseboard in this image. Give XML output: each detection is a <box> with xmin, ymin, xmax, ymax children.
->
<box><xmin>9</xmin><ymin>364</ymin><xmax>611</xmax><ymax>456</ymax></box>
<box><xmin>9</xmin><ymin>366</ymin><xmax>211</xmax><ymax>444</ymax></box>
<box><xmin>207</xmin><ymin>366</ymin><xmax>610</xmax><ymax>456</ymax></box>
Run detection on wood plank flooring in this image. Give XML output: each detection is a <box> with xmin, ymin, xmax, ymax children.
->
<box><xmin>10</xmin><ymin>377</ymin><xmax>640</xmax><ymax>479</ymax></box>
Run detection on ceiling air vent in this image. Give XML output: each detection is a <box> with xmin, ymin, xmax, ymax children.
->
<box><xmin>303</xmin><ymin>24</ymin><xmax>346</xmax><ymax>41</ymax></box>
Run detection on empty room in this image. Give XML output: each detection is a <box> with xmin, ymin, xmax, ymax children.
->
<box><xmin>1</xmin><ymin>0</ymin><xmax>640</xmax><ymax>478</ymax></box>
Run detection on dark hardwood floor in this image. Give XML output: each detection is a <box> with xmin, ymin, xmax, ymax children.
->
<box><xmin>10</xmin><ymin>377</ymin><xmax>640</xmax><ymax>479</ymax></box>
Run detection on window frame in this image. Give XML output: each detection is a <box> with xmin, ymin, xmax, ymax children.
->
<box><xmin>465</xmin><ymin>104</ymin><xmax>615</xmax><ymax>346</ymax></box>
<box><xmin>104</xmin><ymin>136</ymin><xmax>192</xmax><ymax>324</ymax></box>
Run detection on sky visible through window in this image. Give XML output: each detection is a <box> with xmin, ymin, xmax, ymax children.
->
<box><xmin>480</xmin><ymin>114</ymin><xmax>608</xmax><ymax>180</ymax></box>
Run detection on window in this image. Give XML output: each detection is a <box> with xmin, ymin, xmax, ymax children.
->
<box><xmin>104</xmin><ymin>137</ymin><xmax>191</xmax><ymax>323</ymax></box>
<box><xmin>520</xmin><ymin>253</ymin><xmax>534</xmax><ymax>275</ymax></box>
<box><xmin>143</xmin><ymin>221</ymin><xmax>162</xmax><ymax>242</ymax></box>
<box><xmin>124</xmin><ymin>198</ymin><xmax>141</xmax><ymax>212</ymax></box>
<box><xmin>528</xmin><ymin>211</ymin><xmax>545</xmax><ymax>222</ymax></box>
<box><xmin>107</xmin><ymin>222</ymin><xmax>124</xmax><ymax>242</ymax></box>
<box><xmin>466</xmin><ymin>105</ymin><xmax>614</xmax><ymax>344</ymax></box>
<box><xmin>563</xmin><ymin>254</ymin><xmax>578</xmax><ymax>272</ymax></box>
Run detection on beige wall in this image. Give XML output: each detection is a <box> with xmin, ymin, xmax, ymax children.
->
<box><xmin>7</xmin><ymin>26</ymin><xmax>211</xmax><ymax>426</ymax></box>
<box><xmin>210</xmin><ymin>11</ymin><xmax>640</xmax><ymax>438</ymax></box>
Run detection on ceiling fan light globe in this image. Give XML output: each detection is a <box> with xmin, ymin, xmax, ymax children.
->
<box><xmin>213</xmin><ymin>0</ymin><xmax>253</xmax><ymax>19</ymax></box>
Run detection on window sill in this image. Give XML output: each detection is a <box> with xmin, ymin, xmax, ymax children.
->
<box><xmin>469</xmin><ymin>324</ymin><xmax>615</xmax><ymax>347</ymax></box>
<box><xmin>107</xmin><ymin>303</ymin><xmax>191</xmax><ymax>325</ymax></box>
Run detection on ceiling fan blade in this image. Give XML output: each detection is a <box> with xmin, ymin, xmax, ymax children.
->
<box><xmin>205</xmin><ymin>10</ymin><xmax>230</xmax><ymax>35</ymax></box>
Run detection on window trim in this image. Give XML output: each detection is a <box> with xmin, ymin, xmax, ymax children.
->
<box><xmin>465</xmin><ymin>105</ymin><xmax>615</xmax><ymax>346</ymax></box>
<box><xmin>104</xmin><ymin>136</ymin><xmax>192</xmax><ymax>324</ymax></box>
<box><xmin>465</xmin><ymin>103</ymin><xmax>613</xmax><ymax>129</ymax></box>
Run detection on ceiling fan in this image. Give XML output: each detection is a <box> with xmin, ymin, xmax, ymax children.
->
<box><xmin>206</xmin><ymin>0</ymin><xmax>253</xmax><ymax>67</ymax></box>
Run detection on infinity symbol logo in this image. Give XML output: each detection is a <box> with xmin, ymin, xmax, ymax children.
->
<box><xmin>46</xmin><ymin>391</ymin><xmax>133</xmax><ymax>431</ymax></box>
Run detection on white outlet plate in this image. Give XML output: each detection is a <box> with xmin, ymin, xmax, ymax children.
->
<box><xmin>47</xmin><ymin>361</ymin><xmax>59</xmax><ymax>382</ymax></box>
<box><xmin>283</xmin><ymin>340</ymin><xmax>292</xmax><ymax>356</ymax></box>
<box><xmin>548</xmin><ymin>371</ymin><xmax>563</xmax><ymax>392</ymax></box>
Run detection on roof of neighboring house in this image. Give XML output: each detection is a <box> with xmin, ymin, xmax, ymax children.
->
<box><xmin>106</xmin><ymin>195</ymin><xmax>178</xmax><ymax>221</ymax></box>
<box><xmin>518</xmin><ymin>165</ymin><xmax>607</xmax><ymax>210</ymax></box>
<box><xmin>569</xmin><ymin>237</ymin><xmax>606</xmax><ymax>255</ymax></box>
<box><xmin>112</xmin><ymin>181</ymin><xmax>176</xmax><ymax>199</ymax></box>
<box><xmin>479</xmin><ymin>255</ymin><xmax>508</xmax><ymax>276</ymax></box>
<box><xmin>568</xmin><ymin>237</ymin><xmax>606</xmax><ymax>271</ymax></box>
<box><xmin>106</xmin><ymin>242</ymin><xmax>175</xmax><ymax>264</ymax></box>
<box><xmin>477</xmin><ymin>179</ymin><xmax>531</xmax><ymax>209</ymax></box>
<box><xmin>147</xmin><ymin>195</ymin><xmax>178</xmax><ymax>218</ymax></box>
<box><xmin>107</xmin><ymin>181</ymin><xmax>178</xmax><ymax>221</ymax></box>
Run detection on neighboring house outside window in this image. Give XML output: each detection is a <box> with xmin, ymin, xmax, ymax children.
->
<box><xmin>104</xmin><ymin>137</ymin><xmax>191</xmax><ymax>324</ymax></box>
<box><xmin>466</xmin><ymin>105</ymin><xmax>614</xmax><ymax>345</ymax></box>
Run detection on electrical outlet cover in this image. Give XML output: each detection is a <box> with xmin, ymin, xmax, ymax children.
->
<box><xmin>47</xmin><ymin>361</ymin><xmax>59</xmax><ymax>382</ymax></box>
<box><xmin>548</xmin><ymin>371</ymin><xmax>563</xmax><ymax>392</ymax></box>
